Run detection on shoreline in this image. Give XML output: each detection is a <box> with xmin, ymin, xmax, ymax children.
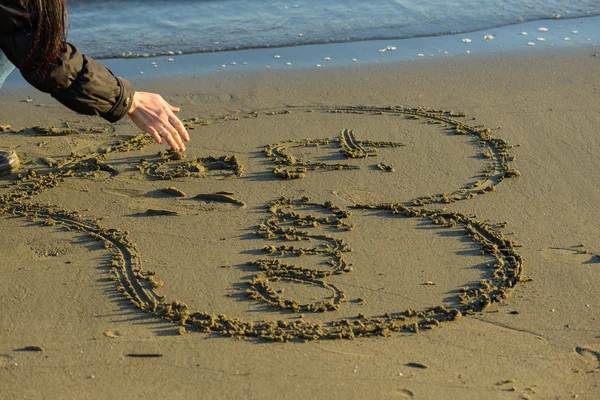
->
<box><xmin>3</xmin><ymin>15</ymin><xmax>600</xmax><ymax>89</ymax></box>
<box><xmin>79</xmin><ymin>13</ymin><xmax>600</xmax><ymax>61</ymax></box>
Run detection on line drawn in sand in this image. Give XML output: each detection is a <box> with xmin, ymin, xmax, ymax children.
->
<box><xmin>264</xmin><ymin>128</ymin><xmax>404</xmax><ymax>179</ymax></box>
<box><xmin>0</xmin><ymin>105</ymin><xmax>525</xmax><ymax>341</ymax></box>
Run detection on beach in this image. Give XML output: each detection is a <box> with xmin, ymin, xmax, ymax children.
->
<box><xmin>1</xmin><ymin>22</ymin><xmax>600</xmax><ymax>399</ymax></box>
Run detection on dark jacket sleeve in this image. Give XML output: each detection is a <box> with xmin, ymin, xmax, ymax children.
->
<box><xmin>0</xmin><ymin>0</ymin><xmax>134</xmax><ymax>122</ymax></box>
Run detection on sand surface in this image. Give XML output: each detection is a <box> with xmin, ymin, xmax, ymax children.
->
<box><xmin>1</xmin><ymin>47</ymin><xmax>600</xmax><ymax>399</ymax></box>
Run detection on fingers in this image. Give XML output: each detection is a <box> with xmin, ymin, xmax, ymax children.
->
<box><xmin>159</xmin><ymin>125</ymin><xmax>184</xmax><ymax>152</ymax></box>
<box><xmin>146</xmin><ymin>119</ymin><xmax>184</xmax><ymax>152</ymax></box>
<box><xmin>146</xmin><ymin>126</ymin><xmax>162</xmax><ymax>145</ymax></box>
<box><xmin>126</xmin><ymin>91</ymin><xmax>189</xmax><ymax>152</ymax></box>
<box><xmin>147</xmin><ymin>124</ymin><xmax>183</xmax><ymax>152</ymax></box>
<box><xmin>143</xmin><ymin>112</ymin><xmax>185</xmax><ymax>151</ymax></box>
<box><xmin>165</xmin><ymin>101</ymin><xmax>189</xmax><ymax>142</ymax></box>
<box><xmin>168</xmin><ymin>112</ymin><xmax>190</xmax><ymax>142</ymax></box>
<box><xmin>157</xmin><ymin>101</ymin><xmax>187</xmax><ymax>150</ymax></box>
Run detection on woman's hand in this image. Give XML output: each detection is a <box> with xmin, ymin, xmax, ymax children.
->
<box><xmin>127</xmin><ymin>92</ymin><xmax>190</xmax><ymax>152</ymax></box>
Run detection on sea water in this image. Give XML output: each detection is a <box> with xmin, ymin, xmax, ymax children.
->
<box><xmin>67</xmin><ymin>0</ymin><xmax>600</xmax><ymax>59</ymax></box>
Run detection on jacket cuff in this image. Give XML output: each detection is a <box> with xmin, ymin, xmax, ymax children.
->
<box><xmin>101</xmin><ymin>77</ymin><xmax>134</xmax><ymax>123</ymax></box>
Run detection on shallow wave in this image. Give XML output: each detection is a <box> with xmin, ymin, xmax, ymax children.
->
<box><xmin>66</xmin><ymin>0</ymin><xmax>600</xmax><ymax>59</ymax></box>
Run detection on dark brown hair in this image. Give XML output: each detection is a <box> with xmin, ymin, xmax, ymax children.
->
<box><xmin>26</xmin><ymin>0</ymin><xmax>68</xmax><ymax>73</ymax></box>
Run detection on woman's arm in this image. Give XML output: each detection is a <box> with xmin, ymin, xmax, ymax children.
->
<box><xmin>0</xmin><ymin>0</ymin><xmax>133</xmax><ymax>122</ymax></box>
<box><xmin>0</xmin><ymin>0</ymin><xmax>189</xmax><ymax>151</ymax></box>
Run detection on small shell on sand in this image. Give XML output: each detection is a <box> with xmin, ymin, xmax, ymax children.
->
<box><xmin>104</xmin><ymin>329</ymin><xmax>121</xmax><ymax>338</ymax></box>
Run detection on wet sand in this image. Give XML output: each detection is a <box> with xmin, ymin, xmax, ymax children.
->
<box><xmin>1</xmin><ymin>46</ymin><xmax>600</xmax><ymax>399</ymax></box>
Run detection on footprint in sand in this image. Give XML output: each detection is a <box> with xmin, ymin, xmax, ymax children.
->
<box><xmin>574</xmin><ymin>346</ymin><xmax>600</xmax><ymax>373</ymax></box>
